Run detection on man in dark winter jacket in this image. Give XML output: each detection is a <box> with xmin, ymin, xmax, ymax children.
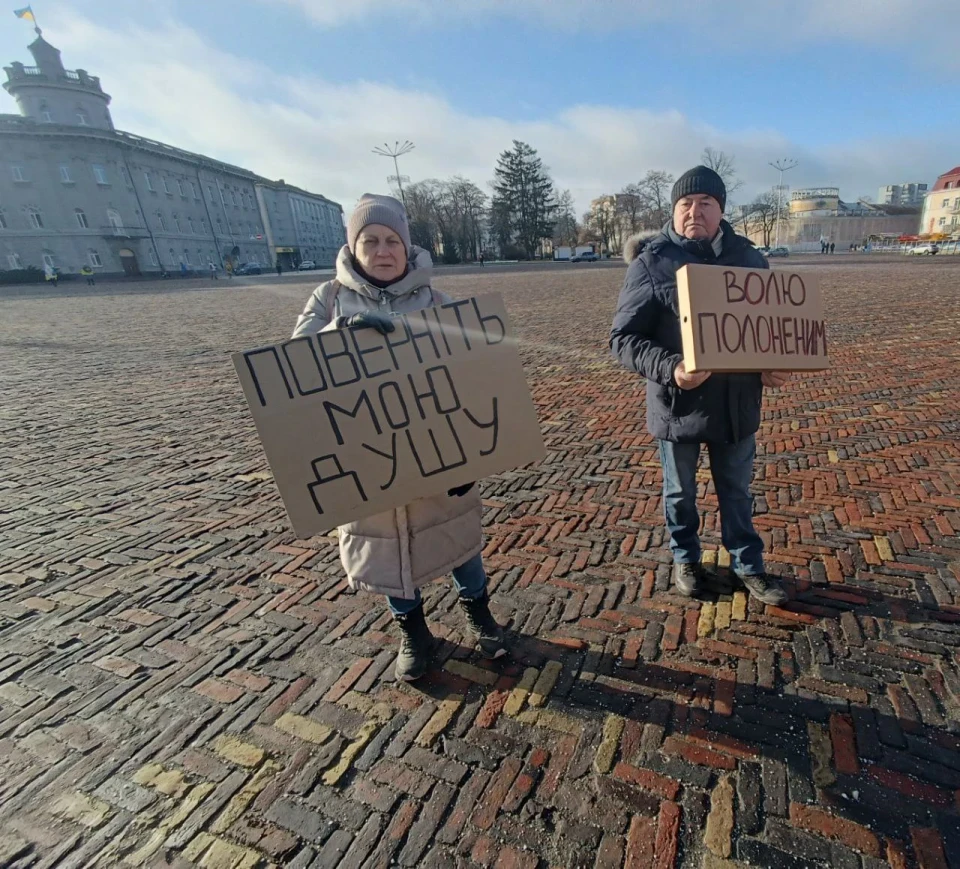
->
<box><xmin>610</xmin><ymin>165</ymin><xmax>789</xmax><ymax>605</ymax></box>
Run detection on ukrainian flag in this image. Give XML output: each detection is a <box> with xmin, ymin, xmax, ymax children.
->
<box><xmin>14</xmin><ymin>6</ymin><xmax>35</xmax><ymax>22</ymax></box>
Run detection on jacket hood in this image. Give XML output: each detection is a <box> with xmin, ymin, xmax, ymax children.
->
<box><xmin>335</xmin><ymin>244</ymin><xmax>434</xmax><ymax>300</ymax></box>
<box><xmin>623</xmin><ymin>231</ymin><xmax>660</xmax><ymax>262</ymax></box>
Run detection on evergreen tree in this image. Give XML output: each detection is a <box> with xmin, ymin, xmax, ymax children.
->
<box><xmin>491</xmin><ymin>141</ymin><xmax>556</xmax><ymax>258</ymax></box>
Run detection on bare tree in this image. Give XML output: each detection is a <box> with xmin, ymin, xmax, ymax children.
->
<box><xmin>552</xmin><ymin>189</ymin><xmax>579</xmax><ymax>247</ymax></box>
<box><xmin>745</xmin><ymin>190</ymin><xmax>789</xmax><ymax>248</ymax></box>
<box><xmin>637</xmin><ymin>170</ymin><xmax>674</xmax><ymax>229</ymax></box>
<box><xmin>617</xmin><ymin>184</ymin><xmax>645</xmax><ymax>237</ymax></box>
<box><xmin>582</xmin><ymin>196</ymin><xmax>620</xmax><ymax>254</ymax></box>
<box><xmin>701</xmin><ymin>147</ymin><xmax>744</xmax><ymax>196</ymax></box>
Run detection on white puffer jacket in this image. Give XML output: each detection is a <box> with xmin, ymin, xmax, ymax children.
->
<box><xmin>292</xmin><ymin>245</ymin><xmax>483</xmax><ymax>600</ymax></box>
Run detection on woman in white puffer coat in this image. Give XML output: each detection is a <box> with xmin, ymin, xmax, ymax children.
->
<box><xmin>292</xmin><ymin>193</ymin><xmax>507</xmax><ymax>681</ymax></box>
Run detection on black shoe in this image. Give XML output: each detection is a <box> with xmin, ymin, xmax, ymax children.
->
<box><xmin>394</xmin><ymin>603</ymin><xmax>436</xmax><ymax>681</ymax></box>
<box><xmin>672</xmin><ymin>562</ymin><xmax>704</xmax><ymax>597</ymax></box>
<box><xmin>458</xmin><ymin>592</ymin><xmax>508</xmax><ymax>659</ymax></box>
<box><xmin>737</xmin><ymin>573</ymin><xmax>788</xmax><ymax>606</ymax></box>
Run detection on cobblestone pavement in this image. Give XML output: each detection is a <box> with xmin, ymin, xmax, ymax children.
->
<box><xmin>1</xmin><ymin>258</ymin><xmax>959</xmax><ymax>869</ymax></box>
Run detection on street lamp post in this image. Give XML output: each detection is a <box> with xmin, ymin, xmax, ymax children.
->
<box><xmin>769</xmin><ymin>158</ymin><xmax>798</xmax><ymax>248</ymax></box>
<box><xmin>373</xmin><ymin>141</ymin><xmax>415</xmax><ymax>206</ymax></box>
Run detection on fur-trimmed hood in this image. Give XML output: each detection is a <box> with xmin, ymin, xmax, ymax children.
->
<box><xmin>623</xmin><ymin>231</ymin><xmax>659</xmax><ymax>263</ymax></box>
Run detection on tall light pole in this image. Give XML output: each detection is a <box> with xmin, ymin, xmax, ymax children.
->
<box><xmin>769</xmin><ymin>158</ymin><xmax>798</xmax><ymax>248</ymax></box>
<box><xmin>373</xmin><ymin>141</ymin><xmax>415</xmax><ymax>206</ymax></box>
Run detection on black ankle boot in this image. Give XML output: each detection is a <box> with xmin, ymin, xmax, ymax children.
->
<box><xmin>458</xmin><ymin>591</ymin><xmax>508</xmax><ymax>659</ymax></box>
<box><xmin>394</xmin><ymin>603</ymin><xmax>435</xmax><ymax>681</ymax></box>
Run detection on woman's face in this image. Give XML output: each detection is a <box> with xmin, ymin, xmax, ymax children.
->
<box><xmin>354</xmin><ymin>224</ymin><xmax>407</xmax><ymax>282</ymax></box>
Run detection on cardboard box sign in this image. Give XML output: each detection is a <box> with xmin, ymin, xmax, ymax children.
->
<box><xmin>232</xmin><ymin>293</ymin><xmax>546</xmax><ymax>538</ymax></box>
<box><xmin>677</xmin><ymin>264</ymin><xmax>830</xmax><ymax>373</ymax></box>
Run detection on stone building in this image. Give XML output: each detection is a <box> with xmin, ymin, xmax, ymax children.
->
<box><xmin>920</xmin><ymin>166</ymin><xmax>960</xmax><ymax>237</ymax></box>
<box><xmin>1</xmin><ymin>34</ymin><xmax>344</xmax><ymax>277</ymax></box>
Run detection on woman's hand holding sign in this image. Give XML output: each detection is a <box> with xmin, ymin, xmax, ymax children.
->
<box><xmin>345</xmin><ymin>311</ymin><xmax>396</xmax><ymax>335</ymax></box>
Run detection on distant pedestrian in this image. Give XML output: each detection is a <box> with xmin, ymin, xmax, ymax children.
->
<box><xmin>180</xmin><ymin>261</ymin><xmax>188</xmax><ymax>278</ymax></box>
<box><xmin>479</xmin><ymin>252</ymin><xmax>485</xmax><ymax>268</ymax></box>
<box><xmin>80</xmin><ymin>265</ymin><xmax>95</xmax><ymax>286</ymax></box>
<box><xmin>208</xmin><ymin>262</ymin><xmax>218</xmax><ymax>280</ymax></box>
<box><xmin>290</xmin><ymin>193</ymin><xmax>507</xmax><ymax>681</ymax></box>
<box><xmin>276</xmin><ymin>261</ymin><xmax>282</xmax><ymax>277</ymax></box>
<box><xmin>225</xmin><ymin>260</ymin><xmax>233</xmax><ymax>279</ymax></box>
<box><xmin>44</xmin><ymin>263</ymin><xmax>58</xmax><ymax>286</ymax></box>
<box><xmin>830</xmin><ymin>242</ymin><xmax>835</xmax><ymax>254</ymax></box>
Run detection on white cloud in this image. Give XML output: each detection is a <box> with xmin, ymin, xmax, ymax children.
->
<box><xmin>278</xmin><ymin>0</ymin><xmax>960</xmax><ymax>70</ymax></box>
<box><xmin>24</xmin><ymin>9</ymin><xmax>958</xmax><ymax>220</ymax></box>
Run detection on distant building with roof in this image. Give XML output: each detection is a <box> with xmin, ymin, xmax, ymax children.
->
<box><xmin>1</xmin><ymin>33</ymin><xmax>344</xmax><ymax>277</ymax></box>
<box><xmin>877</xmin><ymin>183</ymin><xmax>928</xmax><ymax>207</ymax></box>
<box><xmin>743</xmin><ymin>186</ymin><xmax>923</xmax><ymax>250</ymax></box>
<box><xmin>920</xmin><ymin>166</ymin><xmax>960</xmax><ymax>238</ymax></box>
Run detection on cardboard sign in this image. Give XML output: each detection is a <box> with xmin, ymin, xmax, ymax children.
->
<box><xmin>233</xmin><ymin>293</ymin><xmax>545</xmax><ymax>537</ymax></box>
<box><xmin>677</xmin><ymin>264</ymin><xmax>830</xmax><ymax>373</ymax></box>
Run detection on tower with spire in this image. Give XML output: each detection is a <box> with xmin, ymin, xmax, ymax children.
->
<box><xmin>3</xmin><ymin>32</ymin><xmax>113</xmax><ymax>129</ymax></box>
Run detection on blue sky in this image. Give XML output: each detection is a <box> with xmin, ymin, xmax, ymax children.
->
<box><xmin>3</xmin><ymin>0</ymin><xmax>958</xmax><ymax>213</ymax></box>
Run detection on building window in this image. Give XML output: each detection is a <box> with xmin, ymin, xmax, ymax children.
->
<box><xmin>162</xmin><ymin>177</ymin><xmax>171</xmax><ymax>194</ymax></box>
<box><xmin>75</xmin><ymin>208</ymin><xmax>89</xmax><ymax>228</ymax></box>
<box><xmin>943</xmin><ymin>198</ymin><xmax>950</xmax><ymax>208</ymax></box>
<box><xmin>40</xmin><ymin>104</ymin><xmax>52</xmax><ymax>122</ymax></box>
<box><xmin>11</xmin><ymin>165</ymin><xmax>28</xmax><ymax>182</ymax></box>
<box><xmin>60</xmin><ymin>165</ymin><xmax>73</xmax><ymax>183</ymax></box>
<box><xmin>88</xmin><ymin>249</ymin><xmax>102</xmax><ymax>267</ymax></box>
<box><xmin>144</xmin><ymin>172</ymin><xmax>154</xmax><ymax>191</ymax></box>
<box><xmin>148</xmin><ymin>248</ymin><xmax>158</xmax><ymax>266</ymax></box>
<box><xmin>187</xmin><ymin>217</ymin><xmax>195</xmax><ymax>233</ymax></box>
<box><xmin>156</xmin><ymin>211</ymin><xmax>167</xmax><ymax>231</ymax></box>
<box><xmin>93</xmin><ymin>164</ymin><xmax>108</xmax><ymax>185</ymax></box>
<box><xmin>200</xmin><ymin>218</ymin><xmax>208</xmax><ymax>234</ymax></box>
<box><xmin>173</xmin><ymin>213</ymin><xmax>182</xmax><ymax>232</ymax></box>
<box><xmin>0</xmin><ymin>210</ymin><xmax>6</xmax><ymax>229</ymax></box>
<box><xmin>207</xmin><ymin>184</ymin><xmax>215</xmax><ymax>201</ymax></box>
<box><xmin>76</xmin><ymin>108</ymin><xmax>89</xmax><ymax>125</ymax></box>
<box><xmin>939</xmin><ymin>216</ymin><xmax>946</xmax><ymax>226</ymax></box>
<box><xmin>216</xmin><ymin>218</ymin><xmax>223</xmax><ymax>234</ymax></box>
<box><xmin>182</xmin><ymin>249</ymin><xmax>191</xmax><ymax>265</ymax></box>
<box><xmin>42</xmin><ymin>253</ymin><xmax>55</xmax><ymax>269</ymax></box>
<box><xmin>178</xmin><ymin>180</ymin><xmax>186</xmax><ymax>197</ymax></box>
<box><xmin>107</xmin><ymin>209</ymin><xmax>124</xmax><ymax>234</ymax></box>
<box><xmin>7</xmin><ymin>253</ymin><xmax>22</xmax><ymax>269</ymax></box>
<box><xmin>27</xmin><ymin>207</ymin><xmax>43</xmax><ymax>229</ymax></box>
<box><xmin>189</xmin><ymin>181</ymin><xmax>198</xmax><ymax>199</ymax></box>
<box><xmin>120</xmin><ymin>166</ymin><xmax>132</xmax><ymax>187</ymax></box>
<box><xmin>232</xmin><ymin>190</ymin><xmax>239</xmax><ymax>206</ymax></box>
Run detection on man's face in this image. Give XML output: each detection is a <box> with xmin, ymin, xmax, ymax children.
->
<box><xmin>673</xmin><ymin>194</ymin><xmax>723</xmax><ymax>240</ymax></box>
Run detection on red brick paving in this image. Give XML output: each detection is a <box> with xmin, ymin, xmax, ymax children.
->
<box><xmin>0</xmin><ymin>257</ymin><xmax>959</xmax><ymax>866</ymax></box>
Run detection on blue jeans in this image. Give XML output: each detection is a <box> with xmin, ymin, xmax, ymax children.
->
<box><xmin>387</xmin><ymin>552</ymin><xmax>488</xmax><ymax>616</ymax></box>
<box><xmin>658</xmin><ymin>435</ymin><xmax>764</xmax><ymax>576</ymax></box>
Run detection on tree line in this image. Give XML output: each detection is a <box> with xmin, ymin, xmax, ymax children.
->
<box><xmin>397</xmin><ymin>143</ymin><xmax>788</xmax><ymax>262</ymax></box>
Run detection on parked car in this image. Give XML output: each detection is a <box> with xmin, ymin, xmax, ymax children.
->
<box><xmin>570</xmin><ymin>252</ymin><xmax>599</xmax><ymax>263</ymax></box>
<box><xmin>766</xmin><ymin>246</ymin><xmax>790</xmax><ymax>258</ymax></box>
<box><xmin>907</xmin><ymin>243</ymin><xmax>939</xmax><ymax>255</ymax></box>
<box><xmin>298</xmin><ymin>260</ymin><xmax>316</xmax><ymax>271</ymax></box>
<box><xmin>236</xmin><ymin>262</ymin><xmax>262</xmax><ymax>275</ymax></box>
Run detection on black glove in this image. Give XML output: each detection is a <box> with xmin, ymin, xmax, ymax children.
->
<box><xmin>344</xmin><ymin>311</ymin><xmax>396</xmax><ymax>335</ymax></box>
<box><xmin>448</xmin><ymin>482</ymin><xmax>475</xmax><ymax>498</ymax></box>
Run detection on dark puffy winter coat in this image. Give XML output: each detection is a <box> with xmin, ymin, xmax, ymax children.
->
<box><xmin>610</xmin><ymin>221</ymin><xmax>769</xmax><ymax>443</ymax></box>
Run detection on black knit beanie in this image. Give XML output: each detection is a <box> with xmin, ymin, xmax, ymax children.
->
<box><xmin>671</xmin><ymin>166</ymin><xmax>726</xmax><ymax>212</ymax></box>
